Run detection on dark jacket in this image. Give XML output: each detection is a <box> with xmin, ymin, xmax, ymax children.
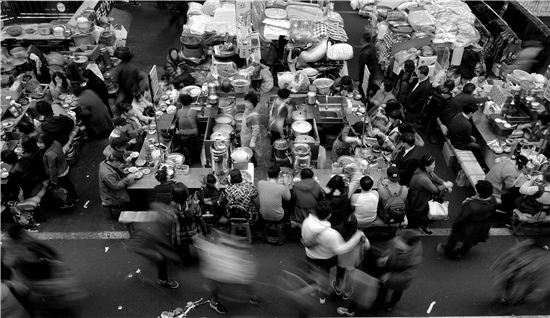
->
<box><xmin>406</xmin><ymin>169</ymin><xmax>446</xmax><ymax>223</ymax></box>
<box><xmin>382</xmin><ymin>236</ymin><xmax>423</xmax><ymax>291</ymax></box>
<box><xmin>451</xmin><ymin>196</ymin><xmax>497</xmax><ymax>245</ymax></box>
<box><xmin>393</xmin><ymin>146</ymin><xmax>422</xmax><ymax>187</ymax></box>
<box><xmin>326</xmin><ymin>189</ymin><xmax>351</xmax><ymax>227</ymax></box>
<box><xmin>78</xmin><ymin>89</ymin><xmax>113</xmax><ymax>138</ymax></box>
<box><xmin>394</xmin><ymin>70</ymin><xmax>418</xmax><ymax>105</ymax></box>
<box><xmin>405</xmin><ymin>78</ymin><xmax>432</xmax><ymax>113</ymax></box>
<box><xmin>358</xmin><ymin>44</ymin><xmax>378</xmax><ymax>86</ymax></box>
<box><xmin>43</xmin><ymin>141</ymin><xmax>69</xmax><ymax>184</ymax></box>
<box><xmin>5</xmin><ymin>151</ymin><xmax>45</xmax><ymax>200</ymax></box>
<box><xmin>98</xmin><ymin>160</ymin><xmax>132</xmax><ymax>207</ymax></box>
<box><xmin>40</xmin><ymin>115</ymin><xmax>75</xmax><ymax>146</ymax></box>
<box><xmin>153</xmin><ymin>180</ymin><xmax>177</xmax><ymax>205</ymax></box>
<box><xmin>440</xmin><ymin>92</ymin><xmax>488</xmax><ymax>126</ymax></box>
<box><xmin>425</xmin><ymin>86</ymin><xmax>452</xmax><ymax>117</ymax></box>
<box><xmin>291</xmin><ymin>178</ymin><xmax>324</xmax><ymax>224</ymax></box>
<box><xmin>83</xmin><ymin>74</ymin><xmax>110</xmax><ymax>113</ymax></box>
<box><xmin>448</xmin><ymin>113</ymin><xmax>472</xmax><ymax>147</ymax></box>
<box><xmin>165</xmin><ymin>54</ymin><xmax>185</xmax><ymax>82</ymax></box>
<box><xmin>115</xmin><ymin>61</ymin><xmax>146</xmax><ymax>103</ymax></box>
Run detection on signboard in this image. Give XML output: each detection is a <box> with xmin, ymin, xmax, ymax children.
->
<box><xmin>362</xmin><ymin>65</ymin><xmax>370</xmax><ymax>96</ymax></box>
<box><xmin>148</xmin><ymin>65</ymin><xmax>160</xmax><ymax>102</ymax></box>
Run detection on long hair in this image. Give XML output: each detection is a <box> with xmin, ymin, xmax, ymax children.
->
<box><xmin>340</xmin><ymin>214</ymin><xmax>358</xmax><ymax>241</ymax></box>
<box><xmin>52</xmin><ymin>71</ymin><xmax>69</xmax><ymax>90</ymax></box>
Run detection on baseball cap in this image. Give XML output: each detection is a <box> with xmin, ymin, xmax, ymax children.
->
<box><xmin>387</xmin><ymin>165</ymin><xmax>400</xmax><ymax>182</ymax></box>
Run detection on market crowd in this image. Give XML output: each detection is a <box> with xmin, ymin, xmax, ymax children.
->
<box><xmin>2</xmin><ymin>2</ymin><xmax>550</xmax><ymax>318</ymax></box>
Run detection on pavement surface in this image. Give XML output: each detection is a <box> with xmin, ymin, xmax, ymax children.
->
<box><xmin>3</xmin><ymin>2</ymin><xmax>550</xmax><ymax>318</ymax></box>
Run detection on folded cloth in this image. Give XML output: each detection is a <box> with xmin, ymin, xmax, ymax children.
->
<box><xmin>263</xmin><ymin>18</ymin><xmax>290</xmax><ymax>29</ymax></box>
<box><xmin>264</xmin><ymin>25</ymin><xmax>289</xmax><ymax>41</ymax></box>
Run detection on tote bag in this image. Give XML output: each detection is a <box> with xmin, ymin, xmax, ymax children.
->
<box><xmin>427</xmin><ymin>200</ymin><xmax>449</xmax><ymax>220</ymax></box>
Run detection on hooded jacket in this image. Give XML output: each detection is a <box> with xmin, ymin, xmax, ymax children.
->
<box><xmin>291</xmin><ymin>178</ymin><xmax>324</xmax><ymax>224</ymax></box>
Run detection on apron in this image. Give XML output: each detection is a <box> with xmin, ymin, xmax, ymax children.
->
<box><xmin>241</xmin><ymin>111</ymin><xmax>259</xmax><ymax>148</ymax></box>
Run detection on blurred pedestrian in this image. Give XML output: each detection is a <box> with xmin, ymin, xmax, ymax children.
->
<box><xmin>375</xmin><ymin>230</ymin><xmax>423</xmax><ymax>312</ymax></box>
<box><xmin>75</xmin><ymin>86</ymin><xmax>113</xmax><ymax>139</ymax></box>
<box><xmin>115</xmin><ymin>51</ymin><xmax>147</xmax><ymax>104</ymax></box>
<box><xmin>301</xmin><ymin>201</ymin><xmax>366</xmax><ymax>304</ymax></box>
<box><xmin>437</xmin><ymin>180</ymin><xmax>497</xmax><ymax>260</ymax></box>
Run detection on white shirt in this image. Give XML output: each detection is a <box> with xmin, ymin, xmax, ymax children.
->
<box><xmin>411</xmin><ymin>77</ymin><xmax>428</xmax><ymax>93</ymax></box>
<box><xmin>403</xmin><ymin>145</ymin><xmax>415</xmax><ymax>157</ymax></box>
<box><xmin>301</xmin><ymin>214</ymin><xmax>361</xmax><ymax>259</ymax></box>
<box><xmin>351</xmin><ymin>190</ymin><xmax>379</xmax><ymax>226</ymax></box>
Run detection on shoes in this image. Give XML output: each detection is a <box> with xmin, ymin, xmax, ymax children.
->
<box><xmin>336</xmin><ymin>307</ymin><xmax>355</xmax><ymax>317</ymax></box>
<box><xmin>249</xmin><ymin>296</ymin><xmax>261</xmax><ymax>305</ymax></box>
<box><xmin>418</xmin><ymin>226</ymin><xmax>432</xmax><ymax>235</ymax></box>
<box><xmin>331</xmin><ymin>280</ymin><xmax>342</xmax><ymax>296</ymax></box>
<box><xmin>157</xmin><ymin>279</ymin><xmax>179</xmax><ymax>289</ymax></box>
<box><xmin>209</xmin><ymin>300</ymin><xmax>228</xmax><ymax>314</ymax></box>
<box><xmin>59</xmin><ymin>203</ymin><xmax>74</xmax><ymax>209</ymax></box>
<box><xmin>386</xmin><ymin>306</ymin><xmax>394</xmax><ymax>312</ymax></box>
<box><xmin>319</xmin><ymin>297</ymin><xmax>326</xmax><ymax>304</ymax></box>
<box><xmin>342</xmin><ymin>288</ymin><xmax>353</xmax><ymax>300</ymax></box>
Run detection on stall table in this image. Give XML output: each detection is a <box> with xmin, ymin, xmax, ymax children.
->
<box><xmin>472</xmin><ymin>109</ymin><xmax>510</xmax><ymax>169</ymax></box>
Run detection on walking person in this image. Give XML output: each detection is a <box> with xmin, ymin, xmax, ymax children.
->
<box><xmin>437</xmin><ymin>180</ymin><xmax>497</xmax><ymax>260</ymax></box>
<box><xmin>301</xmin><ymin>201</ymin><xmax>366</xmax><ymax>304</ymax></box>
<box><xmin>375</xmin><ymin>230</ymin><xmax>423</xmax><ymax>312</ymax></box>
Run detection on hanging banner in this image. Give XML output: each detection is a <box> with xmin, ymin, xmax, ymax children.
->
<box><xmin>362</xmin><ymin>65</ymin><xmax>371</xmax><ymax>96</ymax></box>
<box><xmin>235</xmin><ymin>0</ymin><xmax>252</xmax><ymax>59</ymax></box>
<box><xmin>148</xmin><ymin>65</ymin><xmax>160</xmax><ymax>102</ymax></box>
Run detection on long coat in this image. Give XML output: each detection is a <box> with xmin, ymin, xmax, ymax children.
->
<box><xmin>78</xmin><ymin>89</ymin><xmax>113</xmax><ymax>138</ymax></box>
<box><xmin>406</xmin><ymin>169</ymin><xmax>446</xmax><ymax>225</ymax></box>
<box><xmin>451</xmin><ymin>196</ymin><xmax>497</xmax><ymax>245</ymax></box>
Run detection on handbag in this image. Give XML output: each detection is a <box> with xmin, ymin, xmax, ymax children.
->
<box><xmin>455</xmin><ymin>170</ymin><xmax>470</xmax><ymax>187</ymax></box>
<box><xmin>427</xmin><ymin>200</ymin><xmax>449</xmax><ymax>220</ymax></box>
<box><xmin>514</xmin><ymin>185</ymin><xmax>548</xmax><ymax>215</ymax></box>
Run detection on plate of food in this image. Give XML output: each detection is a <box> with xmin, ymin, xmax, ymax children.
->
<box><xmin>130</xmin><ymin>152</ymin><xmax>139</xmax><ymax>159</ymax></box>
<box><xmin>142</xmin><ymin>168</ymin><xmax>151</xmax><ymax>175</ymax></box>
<box><xmin>135</xmin><ymin>158</ymin><xmax>146</xmax><ymax>167</ymax></box>
<box><xmin>2</xmin><ymin>119</ymin><xmax>15</xmax><ymax>129</ymax></box>
<box><xmin>128</xmin><ymin>166</ymin><xmax>138</xmax><ymax>173</ymax></box>
<box><xmin>133</xmin><ymin>171</ymin><xmax>143</xmax><ymax>179</ymax></box>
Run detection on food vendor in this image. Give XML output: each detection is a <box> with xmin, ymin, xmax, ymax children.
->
<box><xmin>331</xmin><ymin>120</ymin><xmax>365</xmax><ymax>162</ymax></box>
<box><xmin>287</xmin><ymin>48</ymin><xmax>302</xmax><ymax>73</ymax></box>
<box><xmin>268</xmin><ymin>88</ymin><xmax>292</xmax><ymax>143</ymax></box>
<box><xmin>176</xmin><ymin>94</ymin><xmax>200</xmax><ymax>165</ymax></box>
<box><xmin>485</xmin><ymin>155</ymin><xmax>529</xmax><ymax>211</ymax></box>
<box><xmin>131</xmin><ymin>91</ymin><xmax>155</xmax><ymax>125</ymax></box>
<box><xmin>171</xmin><ymin>63</ymin><xmax>196</xmax><ymax>90</ymax></box>
<box><xmin>241</xmin><ymin>93</ymin><xmax>261</xmax><ymax>151</ymax></box>
<box><xmin>164</xmin><ymin>48</ymin><xmax>185</xmax><ymax>84</ymax></box>
<box><xmin>49</xmin><ymin>72</ymin><xmax>72</xmax><ymax>101</ymax></box>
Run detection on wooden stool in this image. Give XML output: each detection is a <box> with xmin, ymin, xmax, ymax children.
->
<box><xmin>230</xmin><ymin>218</ymin><xmax>252</xmax><ymax>244</ymax></box>
<box><xmin>264</xmin><ymin>220</ymin><xmax>285</xmax><ymax>245</ymax></box>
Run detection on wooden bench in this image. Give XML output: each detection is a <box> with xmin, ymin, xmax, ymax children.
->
<box><xmin>438</xmin><ymin>119</ymin><xmax>486</xmax><ymax>187</ymax></box>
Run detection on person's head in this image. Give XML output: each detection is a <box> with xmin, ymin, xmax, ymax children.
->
<box><xmin>115</xmin><ymin>102</ymin><xmax>132</xmax><ymax>116</ymax></box>
<box><xmin>446</xmin><ymin>66</ymin><xmax>459</xmax><ymax>78</ymax></box>
<box><xmin>386</xmin><ymin>165</ymin><xmax>400</xmax><ymax>183</ymax></box>
<box><xmin>419</xmin><ymin>154</ymin><xmax>436</xmax><ymax>173</ymax></box>
<box><xmin>17</xmin><ymin>119</ymin><xmax>35</xmax><ymax>135</ymax></box>
<box><xmin>1</xmin><ymin>149</ymin><xmax>18</xmax><ymax>164</ymax></box>
<box><xmin>538</xmin><ymin>111</ymin><xmax>550</xmax><ymax>126</ymax></box>
<box><xmin>244</xmin><ymin>92</ymin><xmax>258</xmax><ymax>110</ymax></box>
<box><xmin>418</xmin><ymin>65</ymin><xmax>429</xmax><ymax>80</ymax></box>
<box><xmin>404</xmin><ymin>60</ymin><xmax>416</xmax><ymax>73</ymax></box>
<box><xmin>340</xmin><ymin>214</ymin><xmax>359</xmax><ymax>241</ymax></box>
<box><xmin>277</xmin><ymin>88</ymin><xmax>291</xmax><ymax>100</ymax></box>
<box><xmin>168</xmin><ymin>48</ymin><xmax>179</xmax><ymax>61</ymax></box>
<box><xmin>300</xmin><ymin>168</ymin><xmax>314</xmax><ymax>180</ymax></box>
<box><xmin>171</xmin><ymin>182</ymin><xmax>189</xmax><ymax>205</ymax></box>
<box><xmin>113</xmin><ymin>117</ymin><xmax>128</xmax><ymax>129</ymax></box>
<box><xmin>475</xmin><ymin>180</ymin><xmax>493</xmax><ymax>199</ymax></box>
<box><xmin>341</xmin><ymin>75</ymin><xmax>352</xmax><ymax>88</ymax></box>
<box><xmin>36</xmin><ymin>101</ymin><xmax>53</xmax><ymax>117</ymax></box>
<box><xmin>443</xmin><ymin>79</ymin><xmax>455</xmax><ymax>92</ymax></box>
<box><xmin>110</xmin><ymin>136</ymin><xmax>129</xmax><ymax>153</ymax></box>
<box><xmin>385</xmin><ymin>99</ymin><xmax>402</xmax><ymax>119</ymax></box>
<box><xmin>155</xmin><ymin>166</ymin><xmax>169</xmax><ymax>183</ymax></box>
<box><xmin>360</xmin><ymin>176</ymin><xmax>374</xmax><ymax>192</ymax></box>
<box><xmin>178</xmin><ymin>94</ymin><xmax>193</xmax><ymax>107</ymax></box>
<box><xmin>327</xmin><ymin>174</ymin><xmax>346</xmax><ymax>194</ymax></box>
<box><xmin>401</xmin><ymin>132</ymin><xmax>416</xmax><ymax>147</ymax></box>
<box><xmin>515</xmin><ymin>155</ymin><xmax>529</xmax><ymax>171</ymax></box>
<box><xmin>82</xmin><ymin>69</ymin><xmax>95</xmax><ymax>81</ymax></box>
<box><xmin>267</xmin><ymin>166</ymin><xmax>281</xmax><ymax>179</ymax></box>
<box><xmin>37</xmin><ymin>133</ymin><xmax>54</xmax><ymax>149</ymax></box>
<box><xmin>21</xmin><ymin>137</ymin><xmax>38</xmax><ymax>154</ymax></box>
<box><xmin>383</xmin><ymin>78</ymin><xmax>394</xmax><ymax>92</ymax></box>
<box><xmin>206</xmin><ymin>173</ymin><xmax>217</xmax><ymax>186</ymax></box>
<box><xmin>118</xmin><ymin>50</ymin><xmax>132</xmax><ymax>62</ymax></box>
<box><xmin>315</xmin><ymin>200</ymin><xmax>332</xmax><ymax>220</ymax></box>
<box><xmin>398</xmin><ymin>122</ymin><xmax>414</xmax><ymax>135</ymax></box>
<box><xmin>291</xmin><ymin>48</ymin><xmax>301</xmax><ymax>59</ymax></box>
<box><xmin>462</xmin><ymin>104</ymin><xmax>478</xmax><ymax>117</ymax></box>
<box><xmin>477</xmin><ymin>72</ymin><xmax>487</xmax><ymax>83</ymax></box>
<box><xmin>360</xmin><ymin>33</ymin><xmax>372</xmax><ymax>45</ymax></box>
<box><xmin>52</xmin><ymin>72</ymin><xmax>68</xmax><ymax>89</ymax></box>
<box><xmin>462</xmin><ymin>83</ymin><xmax>476</xmax><ymax>95</ymax></box>
<box><xmin>229</xmin><ymin>169</ymin><xmax>242</xmax><ymax>184</ymax></box>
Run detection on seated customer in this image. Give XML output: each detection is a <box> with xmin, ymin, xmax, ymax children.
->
<box><xmin>291</xmin><ymin>168</ymin><xmax>324</xmax><ymax>224</ymax></box>
<box><xmin>440</xmin><ymin>83</ymin><xmax>489</xmax><ymax>127</ymax></box>
<box><xmin>225</xmin><ymin>169</ymin><xmax>258</xmax><ymax>219</ymax></box>
<box><xmin>485</xmin><ymin>155</ymin><xmax>529</xmax><ymax>210</ymax></box>
<box><xmin>98</xmin><ymin>147</ymin><xmax>136</xmax><ymax>209</ymax></box>
<box><xmin>370</xmin><ymin>78</ymin><xmax>396</xmax><ymax>108</ymax></box>
<box><xmin>49</xmin><ymin>71</ymin><xmax>71</xmax><ymax>101</ymax></box>
<box><xmin>198</xmin><ymin>174</ymin><xmax>224</xmax><ymax>220</ymax></box>
<box><xmin>377</xmin><ymin>165</ymin><xmax>408</xmax><ymax>225</ymax></box>
<box><xmin>258</xmin><ymin>166</ymin><xmax>291</xmax><ymax>222</ymax></box>
<box><xmin>109</xmin><ymin>117</ymin><xmax>145</xmax><ymax>152</ymax></box>
<box><xmin>131</xmin><ymin>91</ymin><xmax>154</xmax><ymax>125</ymax></box>
<box><xmin>448</xmin><ymin>104</ymin><xmax>481</xmax><ymax>154</ymax></box>
<box><xmin>153</xmin><ymin>166</ymin><xmax>177</xmax><ymax>205</ymax></box>
<box><xmin>351</xmin><ymin>176</ymin><xmax>379</xmax><ymax>227</ymax></box>
<box><xmin>103</xmin><ymin>137</ymin><xmax>132</xmax><ymax>162</ymax></box>
<box><xmin>35</xmin><ymin>101</ymin><xmax>75</xmax><ymax>146</ymax></box>
<box><xmin>1</xmin><ymin>149</ymin><xmax>43</xmax><ymax>201</ymax></box>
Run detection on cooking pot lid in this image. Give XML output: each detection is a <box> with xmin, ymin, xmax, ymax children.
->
<box><xmin>211</xmin><ymin>131</ymin><xmax>230</xmax><ymax>140</ymax></box>
<box><xmin>273</xmin><ymin>139</ymin><xmax>289</xmax><ymax>149</ymax></box>
<box><xmin>215</xmin><ymin>114</ymin><xmax>233</xmax><ymax>124</ymax></box>
<box><xmin>213</xmin><ymin>123</ymin><xmax>233</xmax><ymax>135</ymax></box>
<box><xmin>293</xmin><ymin>143</ymin><xmax>311</xmax><ymax>155</ymax></box>
<box><xmin>291</xmin><ymin>120</ymin><xmax>312</xmax><ymax>133</ymax></box>
<box><xmin>295</xmin><ymin>135</ymin><xmax>315</xmax><ymax>143</ymax></box>
<box><xmin>292</xmin><ymin>110</ymin><xmax>307</xmax><ymax>121</ymax></box>
<box><xmin>234</xmin><ymin>112</ymin><xmax>244</xmax><ymax>121</ymax></box>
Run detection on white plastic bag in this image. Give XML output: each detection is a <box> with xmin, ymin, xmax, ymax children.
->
<box><xmin>427</xmin><ymin>200</ymin><xmax>449</xmax><ymax>220</ymax></box>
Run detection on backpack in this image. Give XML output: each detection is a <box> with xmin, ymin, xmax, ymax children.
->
<box><xmin>379</xmin><ymin>184</ymin><xmax>406</xmax><ymax>224</ymax></box>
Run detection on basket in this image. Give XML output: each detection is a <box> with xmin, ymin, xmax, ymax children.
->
<box><xmin>312</xmin><ymin>78</ymin><xmax>334</xmax><ymax>95</ymax></box>
<box><xmin>231</xmin><ymin>79</ymin><xmax>250</xmax><ymax>94</ymax></box>
<box><xmin>72</xmin><ymin>31</ymin><xmax>95</xmax><ymax>47</ymax></box>
<box><xmin>6</xmin><ymin>25</ymin><xmax>22</xmax><ymax>36</ymax></box>
<box><xmin>180</xmin><ymin>34</ymin><xmax>202</xmax><ymax>48</ymax></box>
<box><xmin>10</xmin><ymin>47</ymin><xmax>27</xmax><ymax>58</ymax></box>
<box><xmin>37</xmin><ymin>23</ymin><xmax>52</xmax><ymax>35</ymax></box>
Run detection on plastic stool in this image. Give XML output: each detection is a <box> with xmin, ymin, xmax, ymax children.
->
<box><xmin>230</xmin><ymin>218</ymin><xmax>252</xmax><ymax>244</ymax></box>
<box><xmin>264</xmin><ymin>220</ymin><xmax>285</xmax><ymax>245</ymax></box>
